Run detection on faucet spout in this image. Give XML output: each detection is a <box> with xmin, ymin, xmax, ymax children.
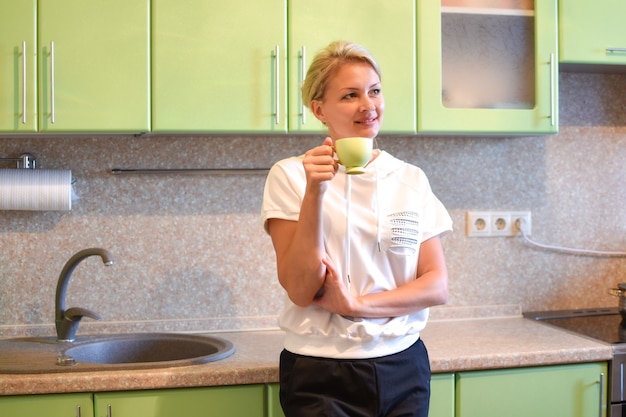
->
<box><xmin>55</xmin><ymin>248</ymin><xmax>114</xmax><ymax>342</ymax></box>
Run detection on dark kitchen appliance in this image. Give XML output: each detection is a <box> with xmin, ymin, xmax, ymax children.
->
<box><xmin>524</xmin><ymin>307</ymin><xmax>626</xmax><ymax>417</ymax></box>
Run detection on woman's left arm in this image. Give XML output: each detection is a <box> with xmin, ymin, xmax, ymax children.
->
<box><xmin>313</xmin><ymin>236</ymin><xmax>448</xmax><ymax>318</ymax></box>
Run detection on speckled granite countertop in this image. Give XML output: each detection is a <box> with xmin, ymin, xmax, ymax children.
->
<box><xmin>0</xmin><ymin>315</ymin><xmax>613</xmax><ymax>396</ymax></box>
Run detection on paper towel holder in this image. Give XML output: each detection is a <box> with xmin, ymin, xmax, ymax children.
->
<box><xmin>0</xmin><ymin>153</ymin><xmax>36</xmax><ymax>169</ymax></box>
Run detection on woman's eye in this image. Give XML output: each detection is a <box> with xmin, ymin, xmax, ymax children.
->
<box><xmin>370</xmin><ymin>88</ymin><xmax>381</xmax><ymax>96</ymax></box>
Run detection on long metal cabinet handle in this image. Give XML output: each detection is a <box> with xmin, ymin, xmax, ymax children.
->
<box><xmin>76</xmin><ymin>405</ymin><xmax>81</xmax><ymax>417</ymax></box>
<box><xmin>273</xmin><ymin>45</ymin><xmax>280</xmax><ymax>125</ymax></box>
<box><xmin>619</xmin><ymin>361</ymin><xmax>624</xmax><ymax>401</ymax></box>
<box><xmin>549</xmin><ymin>53</ymin><xmax>555</xmax><ymax>127</ymax></box>
<box><xmin>606</xmin><ymin>47</ymin><xmax>626</xmax><ymax>53</ymax></box>
<box><xmin>50</xmin><ymin>41</ymin><xmax>56</xmax><ymax>124</ymax></box>
<box><xmin>300</xmin><ymin>45</ymin><xmax>306</xmax><ymax>124</ymax></box>
<box><xmin>21</xmin><ymin>41</ymin><xmax>27</xmax><ymax>124</ymax></box>
<box><xmin>598</xmin><ymin>372</ymin><xmax>605</xmax><ymax>417</ymax></box>
<box><xmin>107</xmin><ymin>404</ymin><xmax>112</xmax><ymax>417</ymax></box>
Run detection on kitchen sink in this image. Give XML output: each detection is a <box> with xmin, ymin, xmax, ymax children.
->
<box><xmin>63</xmin><ymin>333</ymin><xmax>234</xmax><ymax>365</ymax></box>
<box><xmin>0</xmin><ymin>333</ymin><xmax>235</xmax><ymax>374</ymax></box>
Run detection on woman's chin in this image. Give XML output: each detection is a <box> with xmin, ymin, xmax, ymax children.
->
<box><xmin>351</xmin><ymin>127</ymin><xmax>379</xmax><ymax>139</ymax></box>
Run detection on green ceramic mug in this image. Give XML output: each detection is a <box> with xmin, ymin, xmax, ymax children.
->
<box><xmin>334</xmin><ymin>137</ymin><xmax>373</xmax><ymax>175</ymax></box>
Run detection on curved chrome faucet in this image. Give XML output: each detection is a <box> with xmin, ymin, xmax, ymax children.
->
<box><xmin>55</xmin><ymin>248</ymin><xmax>114</xmax><ymax>342</ymax></box>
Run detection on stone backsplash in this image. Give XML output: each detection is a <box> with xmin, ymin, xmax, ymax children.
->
<box><xmin>0</xmin><ymin>72</ymin><xmax>624</xmax><ymax>336</ymax></box>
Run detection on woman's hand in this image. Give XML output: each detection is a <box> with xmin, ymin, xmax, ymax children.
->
<box><xmin>303</xmin><ymin>137</ymin><xmax>338</xmax><ymax>194</ymax></box>
<box><xmin>312</xmin><ymin>237</ymin><xmax>449</xmax><ymax>318</ymax></box>
<box><xmin>312</xmin><ymin>257</ymin><xmax>359</xmax><ymax>316</ymax></box>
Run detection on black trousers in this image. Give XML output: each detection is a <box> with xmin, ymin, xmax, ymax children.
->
<box><xmin>279</xmin><ymin>338</ymin><xmax>431</xmax><ymax>417</ymax></box>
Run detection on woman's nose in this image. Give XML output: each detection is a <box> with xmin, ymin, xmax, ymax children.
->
<box><xmin>360</xmin><ymin>97</ymin><xmax>375</xmax><ymax>111</ymax></box>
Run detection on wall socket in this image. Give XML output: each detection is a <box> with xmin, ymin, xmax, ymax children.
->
<box><xmin>466</xmin><ymin>211</ymin><xmax>531</xmax><ymax>237</ymax></box>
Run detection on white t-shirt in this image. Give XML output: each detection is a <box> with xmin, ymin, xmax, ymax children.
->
<box><xmin>261</xmin><ymin>150</ymin><xmax>453</xmax><ymax>359</ymax></box>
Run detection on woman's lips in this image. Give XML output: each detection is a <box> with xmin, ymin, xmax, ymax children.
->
<box><xmin>356</xmin><ymin>116</ymin><xmax>377</xmax><ymax>125</ymax></box>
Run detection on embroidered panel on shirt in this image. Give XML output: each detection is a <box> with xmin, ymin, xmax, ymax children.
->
<box><xmin>387</xmin><ymin>211</ymin><xmax>420</xmax><ymax>254</ymax></box>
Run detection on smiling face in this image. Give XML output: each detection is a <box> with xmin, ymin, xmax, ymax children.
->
<box><xmin>311</xmin><ymin>61</ymin><xmax>384</xmax><ymax>141</ymax></box>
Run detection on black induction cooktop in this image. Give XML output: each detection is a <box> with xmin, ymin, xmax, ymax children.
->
<box><xmin>524</xmin><ymin>307</ymin><xmax>626</xmax><ymax>345</ymax></box>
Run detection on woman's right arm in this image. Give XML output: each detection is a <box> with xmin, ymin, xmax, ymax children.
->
<box><xmin>266</xmin><ymin>137</ymin><xmax>337</xmax><ymax>307</ymax></box>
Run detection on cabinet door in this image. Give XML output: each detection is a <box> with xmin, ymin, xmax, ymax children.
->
<box><xmin>0</xmin><ymin>393</ymin><xmax>94</xmax><ymax>417</ymax></box>
<box><xmin>560</xmin><ymin>0</ymin><xmax>626</xmax><ymax>66</ymax></box>
<box><xmin>417</xmin><ymin>1</ymin><xmax>558</xmax><ymax>134</ymax></box>
<box><xmin>456</xmin><ymin>363</ymin><xmax>607</xmax><ymax>417</ymax></box>
<box><xmin>0</xmin><ymin>0</ymin><xmax>37</xmax><ymax>132</ymax></box>
<box><xmin>267</xmin><ymin>383</ymin><xmax>285</xmax><ymax>417</ymax></box>
<box><xmin>289</xmin><ymin>0</ymin><xmax>416</xmax><ymax>134</ymax></box>
<box><xmin>38</xmin><ymin>0</ymin><xmax>150</xmax><ymax>132</ymax></box>
<box><xmin>94</xmin><ymin>386</ymin><xmax>265</xmax><ymax>417</ymax></box>
<box><xmin>430</xmin><ymin>373</ymin><xmax>454</xmax><ymax>417</ymax></box>
<box><xmin>152</xmin><ymin>0</ymin><xmax>287</xmax><ymax>133</ymax></box>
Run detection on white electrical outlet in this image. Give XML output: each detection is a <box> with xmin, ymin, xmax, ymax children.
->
<box><xmin>511</xmin><ymin>211</ymin><xmax>532</xmax><ymax>236</ymax></box>
<box><xmin>467</xmin><ymin>211</ymin><xmax>531</xmax><ymax>237</ymax></box>
<box><xmin>466</xmin><ymin>211</ymin><xmax>491</xmax><ymax>237</ymax></box>
<box><xmin>490</xmin><ymin>212</ymin><xmax>512</xmax><ymax>236</ymax></box>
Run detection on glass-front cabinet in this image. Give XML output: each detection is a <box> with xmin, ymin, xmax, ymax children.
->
<box><xmin>417</xmin><ymin>0</ymin><xmax>558</xmax><ymax>135</ymax></box>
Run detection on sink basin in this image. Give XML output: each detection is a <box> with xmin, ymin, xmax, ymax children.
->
<box><xmin>0</xmin><ymin>333</ymin><xmax>235</xmax><ymax>374</ymax></box>
<box><xmin>63</xmin><ymin>333</ymin><xmax>235</xmax><ymax>366</ymax></box>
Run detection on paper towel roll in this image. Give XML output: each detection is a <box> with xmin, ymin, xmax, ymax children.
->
<box><xmin>0</xmin><ymin>169</ymin><xmax>72</xmax><ymax>211</ymax></box>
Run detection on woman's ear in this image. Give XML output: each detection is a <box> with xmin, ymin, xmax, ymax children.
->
<box><xmin>310</xmin><ymin>100</ymin><xmax>327</xmax><ymax>124</ymax></box>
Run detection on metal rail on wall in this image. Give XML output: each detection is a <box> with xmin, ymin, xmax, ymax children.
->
<box><xmin>0</xmin><ymin>153</ymin><xmax>36</xmax><ymax>169</ymax></box>
<box><xmin>110</xmin><ymin>168</ymin><xmax>269</xmax><ymax>176</ymax></box>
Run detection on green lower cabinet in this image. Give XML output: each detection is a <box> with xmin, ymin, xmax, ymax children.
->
<box><xmin>430</xmin><ymin>373</ymin><xmax>455</xmax><ymax>417</ymax></box>
<box><xmin>456</xmin><ymin>363</ymin><xmax>607</xmax><ymax>417</ymax></box>
<box><xmin>0</xmin><ymin>363</ymin><xmax>607</xmax><ymax>417</ymax></box>
<box><xmin>267</xmin><ymin>383</ymin><xmax>284</xmax><ymax>417</ymax></box>
<box><xmin>0</xmin><ymin>393</ymin><xmax>94</xmax><ymax>417</ymax></box>
<box><xmin>94</xmin><ymin>385</ymin><xmax>264</xmax><ymax>417</ymax></box>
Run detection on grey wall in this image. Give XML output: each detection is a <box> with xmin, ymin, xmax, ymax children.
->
<box><xmin>1</xmin><ymin>72</ymin><xmax>624</xmax><ymax>336</ymax></box>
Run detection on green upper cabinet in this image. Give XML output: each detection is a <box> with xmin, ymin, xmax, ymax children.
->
<box><xmin>559</xmin><ymin>0</ymin><xmax>626</xmax><ymax>67</ymax></box>
<box><xmin>37</xmin><ymin>0</ymin><xmax>150</xmax><ymax>133</ymax></box>
<box><xmin>151</xmin><ymin>0</ymin><xmax>286</xmax><ymax>133</ymax></box>
<box><xmin>417</xmin><ymin>0</ymin><xmax>558</xmax><ymax>135</ymax></box>
<box><xmin>288</xmin><ymin>0</ymin><xmax>416</xmax><ymax>134</ymax></box>
<box><xmin>0</xmin><ymin>0</ymin><xmax>37</xmax><ymax>132</ymax></box>
<box><xmin>152</xmin><ymin>0</ymin><xmax>414</xmax><ymax>134</ymax></box>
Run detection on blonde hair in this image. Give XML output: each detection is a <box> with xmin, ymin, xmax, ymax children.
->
<box><xmin>301</xmin><ymin>40</ymin><xmax>381</xmax><ymax>109</ymax></box>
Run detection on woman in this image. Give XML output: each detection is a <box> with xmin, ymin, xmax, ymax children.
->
<box><xmin>261</xmin><ymin>40</ymin><xmax>452</xmax><ymax>417</ymax></box>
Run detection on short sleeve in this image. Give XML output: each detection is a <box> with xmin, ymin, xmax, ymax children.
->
<box><xmin>261</xmin><ymin>156</ymin><xmax>306</xmax><ymax>233</ymax></box>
